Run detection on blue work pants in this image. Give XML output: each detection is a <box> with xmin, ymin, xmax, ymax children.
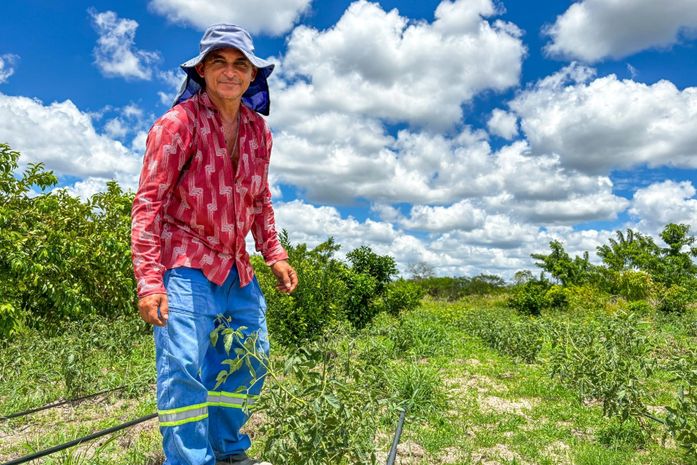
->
<box><xmin>155</xmin><ymin>266</ymin><xmax>269</xmax><ymax>465</ymax></box>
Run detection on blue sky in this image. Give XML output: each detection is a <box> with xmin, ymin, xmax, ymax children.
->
<box><xmin>1</xmin><ymin>0</ymin><xmax>697</xmax><ymax>278</ymax></box>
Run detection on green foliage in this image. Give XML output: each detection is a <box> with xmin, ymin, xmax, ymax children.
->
<box><xmin>656</xmin><ymin>284</ymin><xmax>692</xmax><ymax>314</ymax></box>
<box><xmin>379</xmin><ymin>311</ymin><xmax>452</xmax><ymax>359</ymax></box>
<box><xmin>665</xmin><ymin>349</ymin><xmax>697</xmax><ymax>456</ymax></box>
<box><xmin>344</xmin><ymin>246</ymin><xmax>397</xmax><ymax>329</ymax></box>
<box><xmin>256</xmin><ymin>238</ymin><xmax>410</xmax><ymax>343</ymax></box>
<box><xmin>544</xmin><ymin>284</ymin><xmax>569</xmax><ymax>311</ymax></box>
<box><xmin>548</xmin><ymin>312</ymin><xmax>654</xmax><ymax>423</ymax></box>
<box><xmin>415</xmin><ymin>274</ymin><xmax>507</xmax><ymax>301</ymax></box>
<box><xmin>0</xmin><ymin>144</ymin><xmax>137</xmax><ymax>335</ymax></box>
<box><xmin>507</xmin><ymin>277</ymin><xmax>550</xmax><ymax>316</ymax></box>
<box><xmin>254</xmin><ymin>235</ymin><xmax>350</xmax><ymax>346</ymax></box>
<box><xmin>597</xmin><ymin>228</ymin><xmax>660</xmax><ymax>273</ymax></box>
<box><xmin>384</xmin><ymin>361</ymin><xmax>447</xmax><ymax>419</ymax></box>
<box><xmin>211</xmin><ymin>326</ymin><xmax>382</xmax><ymax>465</ymax></box>
<box><xmin>466</xmin><ymin>309</ymin><xmax>544</xmax><ymax>363</ymax></box>
<box><xmin>532</xmin><ymin>240</ymin><xmax>598</xmax><ymax>286</ymax></box>
<box><xmin>612</xmin><ymin>270</ymin><xmax>655</xmax><ymax>301</ymax></box>
<box><xmin>382</xmin><ymin>278</ymin><xmax>424</xmax><ymax>317</ymax></box>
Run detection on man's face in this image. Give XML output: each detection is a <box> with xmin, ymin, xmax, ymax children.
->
<box><xmin>196</xmin><ymin>48</ymin><xmax>257</xmax><ymax>104</ymax></box>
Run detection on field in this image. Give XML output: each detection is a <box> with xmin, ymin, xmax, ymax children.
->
<box><xmin>1</xmin><ymin>295</ymin><xmax>695</xmax><ymax>465</ymax></box>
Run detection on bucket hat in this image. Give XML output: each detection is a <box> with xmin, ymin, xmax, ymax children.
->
<box><xmin>172</xmin><ymin>24</ymin><xmax>274</xmax><ymax>115</ymax></box>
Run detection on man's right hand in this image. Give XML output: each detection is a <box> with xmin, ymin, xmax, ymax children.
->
<box><xmin>138</xmin><ymin>293</ymin><xmax>169</xmax><ymax>326</ymax></box>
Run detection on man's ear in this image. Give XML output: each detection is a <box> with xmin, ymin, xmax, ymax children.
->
<box><xmin>251</xmin><ymin>66</ymin><xmax>258</xmax><ymax>80</ymax></box>
<box><xmin>195</xmin><ymin>63</ymin><xmax>205</xmax><ymax>78</ymax></box>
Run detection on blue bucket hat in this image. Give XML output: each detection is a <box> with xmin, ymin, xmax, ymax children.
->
<box><xmin>172</xmin><ymin>24</ymin><xmax>275</xmax><ymax>115</ymax></box>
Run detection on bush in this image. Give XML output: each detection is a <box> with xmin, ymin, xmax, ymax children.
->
<box><xmin>466</xmin><ymin>309</ymin><xmax>544</xmax><ymax>363</ymax></box>
<box><xmin>0</xmin><ymin>144</ymin><xmax>137</xmax><ymax>335</ymax></box>
<box><xmin>212</xmin><ymin>327</ymin><xmax>383</xmax><ymax>465</ymax></box>
<box><xmin>548</xmin><ymin>312</ymin><xmax>654</xmax><ymax>422</ymax></box>
<box><xmin>657</xmin><ymin>284</ymin><xmax>691</xmax><ymax>314</ymax></box>
<box><xmin>544</xmin><ymin>285</ymin><xmax>568</xmax><ymax>311</ymax></box>
<box><xmin>614</xmin><ymin>270</ymin><xmax>655</xmax><ymax>301</ymax></box>
<box><xmin>383</xmin><ymin>279</ymin><xmax>424</xmax><ymax>317</ymax></box>
<box><xmin>254</xmin><ymin>237</ymin><xmax>350</xmax><ymax>347</ymax></box>
<box><xmin>507</xmin><ymin>278</ymin><xmax>550</xmax><ymax>316</ymax></box>
<box><xmin>665</xmin><ymin>349</ymin><xmax>697</xmax><ymax>456</ymax></box>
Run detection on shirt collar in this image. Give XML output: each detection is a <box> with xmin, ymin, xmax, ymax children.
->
<box><xmin>198</xmin><ymin>91</ymin><xmax>252</xmax><ymax>125</ymax></box>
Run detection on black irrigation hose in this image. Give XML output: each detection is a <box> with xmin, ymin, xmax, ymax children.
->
<box><xmin>0</xmin><ymin>386</ymin><xmax>128</xmax><ymax>421</ymax></box>
<box><xmin>386</xmin><ymin>407</ymin><xmax>408</xmax><ymax>465</ymax></box>
<box><xmin>0</xmin><ymin>413</ymin><xmax>158</xmax><ymax>465</ymax></box>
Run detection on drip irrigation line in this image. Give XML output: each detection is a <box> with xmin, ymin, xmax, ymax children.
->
<box><xmin>0</xmin><ymin>413</ymin><xmax>157</xmax><ymax>465</ymax></box>
<box><xmin>386</xmin><ymin>407</ymin><xmax>408</xmax><ymax>465</ymax></box>
<box><xmin>0</xmin><ymin>386</ymin><xmax>128</xmax><ymax>421</ymax></box>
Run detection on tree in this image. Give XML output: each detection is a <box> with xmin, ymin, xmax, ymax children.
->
<box><xmin>407</xmin><ymin>261</ymin><xmax>435</xmax><ymax>281</ymax></box>
<box><xmin>531</xmin><ymin>240</ymin><xmax>596</xmax><ymax>286</ymax></box>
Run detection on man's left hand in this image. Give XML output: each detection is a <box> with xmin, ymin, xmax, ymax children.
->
<box><xmin>271</xmin><ymin>260</ymin><xmax>298</xmax><ymax>293</ymax></box>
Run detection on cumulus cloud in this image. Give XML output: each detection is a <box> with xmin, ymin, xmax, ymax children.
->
<box><xmin>148</xmin><ymin>0</ymin><xmax>311</xmax><ymax>35</ymax></box>
<box><xmin>275</xmin><ymin>0</ymin><xmax>525</xmax><ymax>129</ymax></box>
<box><xmin>0</xmin><ymin>93</ymin><xmax>141</xmax><ymax>180</ymax></box>
<box><xmin>510</xmin><ymin>63</ymin><xmax>697</xmax><ymax>175</ymax></box>
<box><xmin>487</xmin><ymin>109</ymin><xmax>518</xmax><ymax>139</ymax></box>
<box><xmin>629</xmin><ymin>180</ymin><xmax>697</xmax><ymax>233</ymax></box>
<box><xmin>90</xmin><ymin>9</ymin><xmax>160</xmax><ymax>80</ymax></box>
<box><xmin>544</xmin><ymin>0</ymin><xmax>697</xmax><ymax>62</ymax></box>
<box><xmin>0</xmin><ymin>54</ymin><xmax>19</xmax><ymax>84</ymax></box>
<box><xmin>400</xmin><ymin>200</ymin><xmax>487</xmax><ymax>233</ymax></box>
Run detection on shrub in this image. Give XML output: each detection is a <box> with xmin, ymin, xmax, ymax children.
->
<box><xmin>0</xmin><ymin>144</ymin><xmax>137</xmax><ymax>333</ymax></box>
<box><xmin>254</xmin><ymin>237</ymin><xmax>349</xmax><ymax>346</ymax></box>
<box><xmin>212</xmin><ymin>326</ymin><xmax>383</xmax><ymax>465</ymax></box>
<box><xmin>614</xmin><ymin>270</ymin><xmax>654</xmax><ymax>301</ymax></box>
<box><xmin>657</xmin><ymin>284</ymin><xmax>691</xmax><ymax>314</ymax></box>
<box><xmin>507</xmin><ymin>278</ymin><xmax>550</xmax><ymax>316</ymax></box>
<box><xmin>466</xmin><ymin>309</ymin><xmax>544</xmax><ymax>363</ymax></box>
<box><xmin>383</xmin><ymin>279</ymin><xmax>424</xmax><ymax>317</ymax></box>
<box><xmin>548</xmin><ymin>312</ymin><xmax>654</xmax><ymax>423</ymax></box>
<box><xmin>544</xmin><ymin>285</ymin><xmax>568</xmax><ymax>311</ymax></box>
<box><xmin>563</xmin><ymin>284</ymin><xmax>611</xmax><ymax>314</ymax></box>
<box><xmin>665</xmin><ymin>349</ymin><xmax>697</xmax><ymax>457</ymax></box>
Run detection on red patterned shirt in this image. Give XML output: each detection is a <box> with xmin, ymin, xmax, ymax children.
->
<box><xmin>131</xmin><ymin>91</ymin><xmax>288</xmax><ymax>298</ymax></box>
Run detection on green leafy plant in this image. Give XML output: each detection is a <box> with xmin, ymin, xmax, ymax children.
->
<box><xmin>665</xmin><ymin>349</ymin><xmax>697</xmax><ymax>457</ymax></box>
<box><xmin>210</xmin><ymin>322</ymin><xmax>384</xmax><ymax>465</ymax></box>
<box><xmin>466</xmin><ymin>309</ymin><xmax>544</xmax><ymax>363</ymax></box>
<box><xmin>548</xmin><ymin>312</ymin><xmax>655</xmax><ymax>424</ymax></box>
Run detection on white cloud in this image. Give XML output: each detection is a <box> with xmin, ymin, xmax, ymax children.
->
<box><xmin>104</xmin><ymin>118</ymin><xmax>128</xmax><ymax>139</ymax></box>
<box><xmin>276</xmin><ymin>0</ymin><xmax>525</xmax><ymax>129</ymax></box>
<box><xmin>131</xmin><ymin>131</ymin><xmax>148</xmax><ymax>155</ymax></box>
<box><xmin>400</xmin><ymin>200</ymin><xmax>486</xmax><ymax>233</ymax></box>
<box><xmin>90</xmin><ymin>9</ymin><xmax>160</xmax><ymax>80</ymax></box>
<box><xmin>487</xmin><ymin>109</ymin><xmax>518</xmax><ymax>139</ymax></box>
<box><xmin>0</xmin><ymin>54</ymin><xmax>19</xmax><ymax>84</ymax></box>
<box><xmin>629</xmin><ymin>180</ymin><xmax>697</xmax><ymax>233</ymax></box>
<box><xmin>157</xmin><ymin>69</ymin><xmax>183</xmax><ymax>106</ymax></box>
<box><xmin>148</xmin><ymin>0</ymin><xmax>312</xmax><ymax>36</ymax></box>
<box><xmin>510</xmin><ymin>63</ymin><xmax>697</xmax><ymax>175</ymax></box>
<box><xmin>57</xmin><ymin>177</ymin><xmax>112</xmax><ymax>201</ymax></box>
<box><xmin>544</xmin><ymin>0</ymin><xmax>697</xmax><ymax>62</ymax></box>
<box><xmin>0</xmin><ymin>93</ymin><xmax>141</xmax><ymax>180</ymax></box>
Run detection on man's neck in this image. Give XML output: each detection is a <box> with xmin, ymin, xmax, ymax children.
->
<box><xmin>208</xmin><ymin>93</ymin><xmax>242</xmax><ymax>122</ymax></box>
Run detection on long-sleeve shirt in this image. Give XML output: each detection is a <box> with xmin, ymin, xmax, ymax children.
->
<box><xmin>131</xmin><ymin>91</ymin><xmax>288</xmax><ymax>298</ymax></box>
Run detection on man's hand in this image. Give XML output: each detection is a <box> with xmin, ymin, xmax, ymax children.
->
<box><xmin>138</xmin><ymin>293</ymin><xmax>169</xmax><ymax>326</ymax></box>
<box><xmin>271</xmin><ymin>260</ymin><xmax>298</xmax><ymax>293</ymax></box>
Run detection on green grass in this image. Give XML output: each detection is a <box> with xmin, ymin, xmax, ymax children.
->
<box><xmin>0</xmin><ymin>298</ymin><xmax>694</xmax><ymax>464</ymax></box>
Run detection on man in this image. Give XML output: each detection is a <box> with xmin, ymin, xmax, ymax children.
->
<box><xmin>131</xmin><ymin>24</ymin><xmax>297</xmax><ymax>465</ymax></box>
